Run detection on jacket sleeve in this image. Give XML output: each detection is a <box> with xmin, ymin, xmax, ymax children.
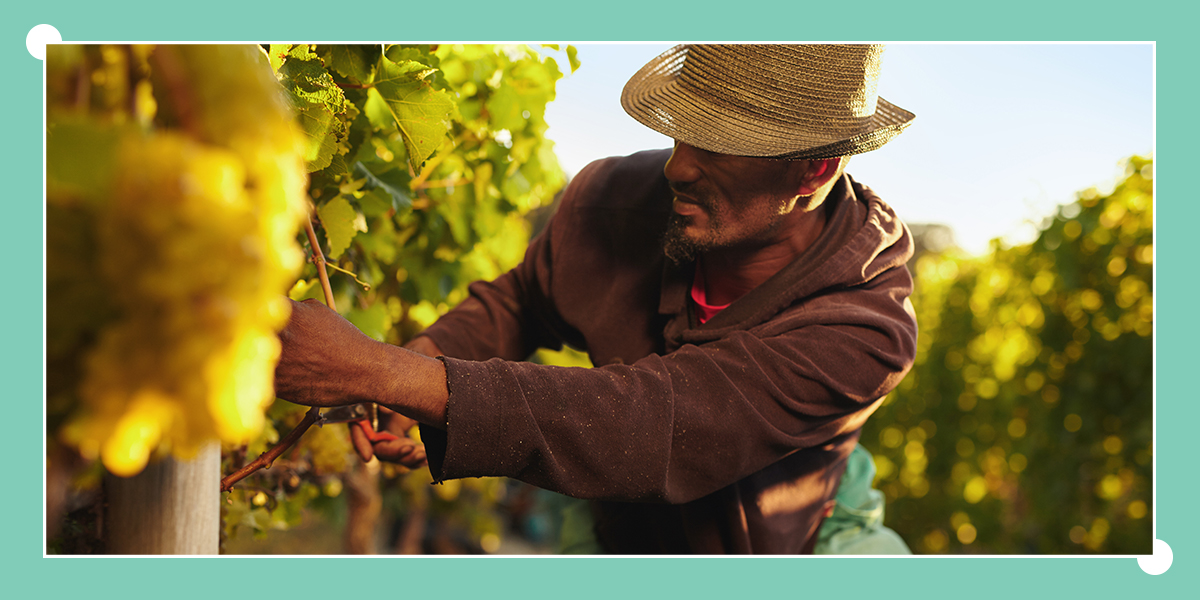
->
<box><xmin>422</xmin><ymin>267</ymin><xmax>916</xmax><ymax>504</ymax></box>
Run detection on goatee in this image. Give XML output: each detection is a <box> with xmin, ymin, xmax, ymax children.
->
<box><xmin>662</xmin><ymin>213</ymin><xmax>705</xmax><ymax>265</ymax></box>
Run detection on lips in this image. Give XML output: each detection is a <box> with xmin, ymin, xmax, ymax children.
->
<box><xmin>672</xmin><ymin>197</ymin><xmax>705</xmax><ymax>215</ymax></box>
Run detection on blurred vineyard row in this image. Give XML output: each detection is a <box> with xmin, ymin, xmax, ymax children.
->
<box><xmin>861</xmin><ymin>155</ymin><xmax>1153</xmax><ymax>554</ymax></box>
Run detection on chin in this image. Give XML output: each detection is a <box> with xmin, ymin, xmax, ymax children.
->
<box><xmin>662</xmin><ymin>218</ymin><xmax>712</xmax><ymax>265</ymax></box>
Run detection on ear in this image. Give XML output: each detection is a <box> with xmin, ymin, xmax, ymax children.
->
<box><xmin>797</xmin><ymin>157</ymin><xmax>843</xmax><ymax>196</ymax></box>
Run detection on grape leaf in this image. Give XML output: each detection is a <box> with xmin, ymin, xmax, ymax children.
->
<box><xmin>371</xmin><ymin>57</ymin><xmax>455</xmax><ymax>172</ymax></box>
<box><xmin>363</xmin><ymin>88</ymin><xmax>398</xmax><ymax>133</ymax></box>
<box><xmin>267</xmin><ymin>44</ymin><xmax>291</xmax><ymax>73</ymax></box>
<box><xmin>485</xmin><ymin>84</ymin><xmax>524</xmax><ymax>133</ymax></box>
<box><xmin>354</xmin><ymin>213</ymin><xmax>398</xmax><ymax>262</ymax></box>
<box><xmin>295</xmin><ymin>103</ymin><xmax>340</xmax><ymax>172</ymax></box>
<box><xmin>384</xmin><ymin>45</ymin><xmax>439</xmax><ymax>70</ymax></box>
<box><xmin>346</xmin><ymin>302</ymin><xmax>391</xmax><ymax>341</ymax></box>
<box><xmin>485</xmin><ymin>57</ymin><xmax>558</xmax><ymax>133</ymax></box>
<box><xmin>279</xmin><ymin>46</ymin><xmax>346</xmax><ymax>109</ymax></box>
<box><xmin>353</xmin><ymin>161</ymin><xmax>411</xmax><ymax>211</ymax></box>
<box><xmin>567</xmin><ymin>45</ymin><xmax>580</xmax><ymax>73</ymax></box>
<box><xmin>357</xmin><ymin>188</ymin><xmax>394</xmax><ymax>219</ymax></box>
<box><xmin>317</xmin><ymin>196</ymin><xmax>365</xmax><ymax>259</ymax></box>
<box><xmin>278</xmin><ymin>45</ymin><xmax>350</xmax><ymax>172</ymax></box>
<box><xmin>319</xmin><ymin>44</ymin><xmax>377</xmax><ymax>85</ymax></box>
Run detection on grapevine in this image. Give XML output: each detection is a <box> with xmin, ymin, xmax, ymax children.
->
<box><xmin>223</xmin><ymin>43</ymin><xmax>576</xmax><ymax>552</ymax></box>
<box><xmin>49</xmin><ymin>43</ymin><xmax>577</xmax><ymax>553</ymax></box>
<box><xmin>861</xmin><ymin>156</ymin><xmax>1153</xmax><ymax>553</ymax></box>
<box><xmin>48</xmin><ymin>44</ymin><xmax>309</xmax><ymax>478</ymax></box>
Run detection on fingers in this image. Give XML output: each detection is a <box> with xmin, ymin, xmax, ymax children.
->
<box><xmin>373</xmin><ymin>436</ymin><xmax>427</xmax><ymax>469</ymax></box>
<box><xmin>348</xmin><ymin>417</ymin><xmax>426</xmax><ymax>469</ymax></box>
<box><xmin>348</xmin><ymin>421</ymin><xmax>375</xmax><ymax>463</ymax></box>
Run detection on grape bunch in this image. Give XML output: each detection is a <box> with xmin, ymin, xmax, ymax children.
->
<box><xmin>49</xmin><ymin>45</ymin><xmax>309</xmax><ymax>477</ymax></box>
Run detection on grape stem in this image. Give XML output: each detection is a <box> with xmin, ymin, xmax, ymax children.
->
<box><xmin>323</xmin><ymin>261</ymin><xmax>371</xmax><ymax>291</ymax></box>
<box><xmin>221</xmin><ymin>213</ymin><xmax>335</xmax><ymax>493</ymax></box>
<box><xmin>304</xmin><ymin>214</ymin><xmax>338</xmax><ymax>310</ymax></box>
<box><xmin>220</xmin><ymin>406</ymin><xmax>321</xmax><ymax>493</ymax></box>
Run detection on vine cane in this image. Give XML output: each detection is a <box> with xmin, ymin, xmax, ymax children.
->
<box><xmin>220</xmin><ymin>215</ymin><xmax>340</xmax><ymax>493</ymax></box>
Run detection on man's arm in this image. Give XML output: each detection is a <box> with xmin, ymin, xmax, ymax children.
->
<box><xmin>414</xmin><ymin>274</ymin><xmax>916</xmax><ymax>505</ymax></box>
<box><xmin>274</xmin><ymin>298</ymin><xmax>449</xmax><ymax>429</ymax></box>
<box><xmin>277</xmin><ymin>159</ymin><xmax>620</xmax><ymax>463</ymax></box>
<box><xmin>346</xmin><ymin>336</ymin><xmax>444</xmax><ymax>464</ymax></box>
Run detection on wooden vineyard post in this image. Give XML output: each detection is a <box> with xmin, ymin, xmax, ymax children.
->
<box><xmin>105</xmin><ymin>442</ymin><xmax>220</xmax><ymax>554</ymax></box>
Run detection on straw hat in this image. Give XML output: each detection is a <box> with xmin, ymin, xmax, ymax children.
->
<box><xmin>621</xmin><ymin>44</ymin><xmax>915</xmax><ymax>160</ymax></box>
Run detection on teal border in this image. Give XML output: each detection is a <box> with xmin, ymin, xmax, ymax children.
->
<box><xmin>6</xmin><ymin>2</ymin><xmax>1190</xmax><ymax>598</ymax></box>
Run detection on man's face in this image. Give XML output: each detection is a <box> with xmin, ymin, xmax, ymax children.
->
<box><xmin>661</xmin><ymin>142</ymin><xmax>814</xmax><ymax>264</ymax></box>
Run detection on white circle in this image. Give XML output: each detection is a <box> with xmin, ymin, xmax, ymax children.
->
<box><xmin>1137</xmin><ymin>539</ymin><xmax>1173</xmax><ymax>575</ymax></box>
<box><xmin>26</xmin><ymin>24</ymin><xmax>62</xmax><ymax>61</ymax></box>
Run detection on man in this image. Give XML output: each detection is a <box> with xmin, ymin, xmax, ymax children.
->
<box><xmin>275</xmin><ymin>44</ymin><xmax>917</xmax><ymax>553</ymax></box>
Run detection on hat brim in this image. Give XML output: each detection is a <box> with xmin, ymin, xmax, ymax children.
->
<box><xmin>620</xmin><ymin>46</ymin><xmax>916</xmax><ymax>160</ymax></box>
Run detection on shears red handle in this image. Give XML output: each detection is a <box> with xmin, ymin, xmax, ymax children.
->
<box><xmin>320</xmin><ymin>403</ymin><xmax>400</xmax><ymax>443</ymax></box>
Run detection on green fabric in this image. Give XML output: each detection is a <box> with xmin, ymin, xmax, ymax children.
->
<box><xmin>813</xmin><ymin>444</ymin><xmax>911</xmax><ymax>554</ymax></box>
<box><xmin>556</xmin><ymin>443</ymin><xmax>910</xmax><ymax>554</ymax></box>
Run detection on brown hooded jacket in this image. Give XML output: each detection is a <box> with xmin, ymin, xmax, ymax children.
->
<box><xmin>416</xmin><ymin>148</ymin><xmax>917</xmax><ymax>553</ymax></box>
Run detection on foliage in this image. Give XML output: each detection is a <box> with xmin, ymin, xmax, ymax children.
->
<box><xmin>46</xmin><ymin>43</ymin><xmax>574</xmax><ymax>554</ymax></box>
<box><xmin>223</xmin><ymin>43</ymin><xmax>573</xmax><ymax>551</ymax></box>
<box><xmin>861</xmin><ymin>156</ymin><xmax>1154</xmax><ymax>554</ymax></box>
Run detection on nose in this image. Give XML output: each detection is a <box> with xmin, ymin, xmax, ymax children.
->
<box><xmin>664</xmin><ymin>141</ymin><xmax>702</xmax><ymax>185</ymax></box>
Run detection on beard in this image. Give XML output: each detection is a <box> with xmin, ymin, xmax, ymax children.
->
<box><xmin>662</xmin><ymin>184</ymin><xmax>724</xmax><ymax>265</ymax></box>
<box><xmin>662</xmin><ymin>212</ymin><xmax>715</xmax><ymax>265</ymax></box>
<box><xmin>660</xmin><ymin>200</ymin><xmax>789</xmax><ymax>266</ymax></box>
<box><xmin>661</xmin><ymin>180</ymin><xmax>800</xmax><ymax>265</ymax></box>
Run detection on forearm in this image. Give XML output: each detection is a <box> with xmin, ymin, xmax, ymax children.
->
<box><xmin>366</xmin><ymin>341</ymin><xmax>450</xmax><ymax>430</ymax></box>
<box><xmin>404</xmin><ymin>334</ymin><xmax>443</xmax><ymax>358</ymax></box>
<box><xmin>274</xmin><ymin>299</ymin><xmax>449</xmax><ymax>429</ymax></box>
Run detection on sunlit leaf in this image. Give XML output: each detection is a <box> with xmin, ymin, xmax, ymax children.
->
<box><xmin>567</xmin><ymin>45</ymin><xmax>580</xmax><ymax>73</ymax></box>
<box><xmin>346</xmin><ymin>302</ymin><xmax>391</xmax><ymax>341</ymax></box>
<box><xmin>277</xmin><ymin>45</ymin><xmax>350</xmax><ymax>172</ymax></box>
<box><xmin>319</xmin><ymin>44</ymin><xmax>377</xmax><ymax>85</ymax></box>
<box><xmin>371</xmin><ymin>57</ymin><xmax>454</xmax><ymax>172</ymax></box>
<box><xmin>317</xmin><ymin>196</ymin><xmax>363</xmax><ymax>259</ymax></box>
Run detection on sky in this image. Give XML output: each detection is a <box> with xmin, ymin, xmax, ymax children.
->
<box><xmin>541</xmin><ymin>43</ymin><xmax>1154</xmax><ymax>256</ymax></box>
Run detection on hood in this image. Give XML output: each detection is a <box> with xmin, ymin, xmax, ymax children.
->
<box><xmin>666</xmin><ymin>172</ymin><xmax>915</xmax><ymax>346</ymax></box>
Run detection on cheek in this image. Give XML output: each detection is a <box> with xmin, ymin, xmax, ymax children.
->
<box><xmin>726</xmin><ymin>191</ymin><xmax>784</xmax><ymax>221</ymax></box>
<box><xmin>775</xmin><ymin>195</ymin><xmax>799</xmax><ymax>215</ymax></box>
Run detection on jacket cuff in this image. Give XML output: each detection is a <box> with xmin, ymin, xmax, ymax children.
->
<box><xmin>421</xmin><ymin>356</ymin><xmax>510</xmax><ymax>483</ymax></box>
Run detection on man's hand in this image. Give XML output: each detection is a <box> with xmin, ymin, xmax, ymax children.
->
<box><xmin>348</xmin><ymin>406</ymin><xmax>427</xmax><ymax>468</ymax></box>
<box><xmin>345</xmin><ymin>335</ymin><xmax>444</xmax><ymax>467</ymax></box>
<box><xmin>274</xmin><ymin>298</ymin><xmax>388</xmax><ymax>408</ymax></box>
<box><xmin>276</xmin><ymin>296</ymin><xmax>449</xmax><ymax>468</ymax></box>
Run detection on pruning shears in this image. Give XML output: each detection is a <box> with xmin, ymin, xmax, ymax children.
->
<box><xmin>319</xmin><ymin>403</ymin><xmax>401</xmax><ymax>443</ymax></box>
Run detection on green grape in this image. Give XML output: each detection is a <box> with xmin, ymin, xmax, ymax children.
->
<box><xmin>50</xmin><ymin>44</ymin><xmax>309</xmax><ymax>478</ymax></box>
<box><xmin>307</xmin><ymin>423</ymin><xmax>352</xmax><ymax>475</ymax></box>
